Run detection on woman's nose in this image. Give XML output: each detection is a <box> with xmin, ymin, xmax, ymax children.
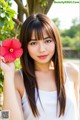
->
<box><xmin>39</xmin><ymin>43</ymin><xmax>46</xmax><ymax>52</ymax></box>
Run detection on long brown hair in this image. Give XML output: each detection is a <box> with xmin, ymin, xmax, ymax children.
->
<box><xmin>20</xmin><ymin>13</ymin><xmax>66</xmax><ymax>117</ymax></box>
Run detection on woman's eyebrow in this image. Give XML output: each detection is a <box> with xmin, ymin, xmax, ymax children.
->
<box><xmin>43</xmin><ymin>37</ymin><xmax>51</xmax><ymax>39</ymax></box>
<box><xmin>31</xmin><ymin>38</ymin><xmax>37</xmax><ymax>40</ymax></box>
<box><xmin>31</xmin><ymin>37</ymin><xmax>51</xmax><ymax>40</ymax></box>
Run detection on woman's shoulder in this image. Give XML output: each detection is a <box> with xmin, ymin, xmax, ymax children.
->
<box><xmin>63</xmin><ymin>61</ymin><xmax>79</xmax><ymax>85</ymax></box>
<box><xmin>14</xmin><ymin>69</ymin><xmax>25</xmax><ymax>98</ymax></box>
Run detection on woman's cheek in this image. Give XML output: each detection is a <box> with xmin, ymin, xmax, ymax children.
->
<box><xmin>28</xmin><ymin>47</ymin><xmax>37</xmax><ymax>56</ymax></box>
<box><xmin>49</xmin><ymin>43</ymin><xmax>55</xmax><ymax>52</ymax></box>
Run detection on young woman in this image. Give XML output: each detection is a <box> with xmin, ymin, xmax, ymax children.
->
<box><xmin>0</xmin><ymin>13</ymin><xmax>79</xmax><ymax>120</ymax></box>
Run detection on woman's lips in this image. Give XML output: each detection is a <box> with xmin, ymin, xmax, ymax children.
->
<box><xmin>37</xmin><ymin>55</ymin><xmax>48</xmax><ymax>59</ymax></box>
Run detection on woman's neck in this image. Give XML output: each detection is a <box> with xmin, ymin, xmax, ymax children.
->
<box><xmin>35</xmin><ymin>61</ymin><xmax>54</xmax><ymax>72</ymax></box>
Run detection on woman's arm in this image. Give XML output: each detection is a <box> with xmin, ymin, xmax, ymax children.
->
<box><xmin>2</xmin><ymin>71</ymin><xmax>24</xmax><ymax>120</ymax></box>
<box><xmin>0</xmin><ymin>56</ymin><xmax>24</xmax><ymax>120</ymax></box>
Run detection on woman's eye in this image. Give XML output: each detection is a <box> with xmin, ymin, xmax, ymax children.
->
<box><xmin>45</xmin><ymin>40</ymin><xmax>52</xmax><ymax>43</ymax></box>
<box><xmin>30</xmin><ymin>42</ymin><xmax>37</xmax><ymax>45</ymax></box>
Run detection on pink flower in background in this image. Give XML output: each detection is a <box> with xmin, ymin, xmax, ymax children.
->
<box><xmin>0</xmin><ymin>38</ymin><xmax>23</xmax><ymax>62</ymax></box>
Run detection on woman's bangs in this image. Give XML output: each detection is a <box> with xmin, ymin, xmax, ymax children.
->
<box><xmin>27</xmin><ymin>20</ymin><xmax>55</xmax><ymax>42</ymax></box>
<box><xmin>32</xmin><ymin>24</ymin><xmax>53</xmax><ymax>41</ymax></box>
<box><xmin>42</xmin><ymin>22</ymin><xmax>55</xmax><ymax>41</ymax></box>
<box><xmin>31</xmin><ymin>21</ymin><xmax>44</xmax><ymax>41</ymax></box>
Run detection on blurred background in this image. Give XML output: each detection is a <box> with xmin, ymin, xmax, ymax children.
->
<box><xmin>0</xmin><ymin>0</ymin><xmax>80</xmax><ymax>116</ymax></box>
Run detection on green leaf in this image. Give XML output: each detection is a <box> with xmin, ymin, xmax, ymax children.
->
<box><xmin>5</xmin><ymin>13</ymin><xmax>10</xmax><ymax>20</ymax></box>
<box><xmin>0</xmin><ymin>5</ymin><xmax>3</xmax><ymax>9</ymax></box>
<box><xmin>41</xmin><ymin>0</ymin><xmax>47</xmax><ymax>7</ymax></box>
<box><xmin>8</xmin><ymin>18</ymin><xmax>14</xmax><ymax>29</ymax></box>
<box><xmin>0</xmin><ymin>17</ymin><xmax>5</xmax><ymax>26</ymax></box>
<box><xmin>7</xmin><ymin>7</ymin><xmax>16</xmax><ymax>13</ymax></box>
<box><xmin>0</xmin><ymin>84</ymin><xmax>3</xmax><ymax>93</ymax></box>
<box><xmin>0</xmin><ymin>12</ymin><xmax>5</xmax><ymax>18</ymax></box>
<box><xmin>43</xmin><ymin>2</ymin><xmax>46</xmax><ymax>7</ymax></box>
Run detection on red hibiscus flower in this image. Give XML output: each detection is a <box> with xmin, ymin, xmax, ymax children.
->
<box><xmin>0</xmin><ymin>38</ymin><xmax>23</xmax><ymax>62</ymax></box>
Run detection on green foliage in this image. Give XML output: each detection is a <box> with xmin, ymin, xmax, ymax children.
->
<box><xmin>61</xmin><ymin>35</ymin><xmax>80</xmax><ymax>50</ymax></box>
<box><xmin>0</xmin><ymin>1</ymin><xmax>21</xmax><ymax>93</ymax></box>
<box><xmin>15</xmin><ymin>58</ymin><xmax>21</xmax><ymax>70</ymax></box>
<box><xmin>52</xmin><ymin>18</ymin><xmax>60</xmax><ymax>28</ymax></box>
<box><xmin>61</xmin><ymin>24</ymin><xmax>80</xmax><ymax>38</ymax></box>
<box><xmin>52</xmin><ymin>18</ymin><xmax>80</xmax><ymax>51</ymax></box>
<box><xmin>0</xmin><ymin>23</ymin><xmax>21</xmax><ymax>42</ymax></box>
<box><xmin>41</xmin><ymin>0</ymin><xmax>47</xmax><ymax>7</ymax></box>
<box><xmin>70</xmin><ymin>32</ymin><xmax>80</xmax><ymax>50</ymax></box>
<box><xmin>60</xmin><ymin>20</ymin><xmax>80</xmax><ymax>51</ymax></box>
<box><xmin>61</xmin><ymin>36</ymin><xmax>71</xmax><ymax>47</ymax></box>
<box><xmin>0</xmin><ymin>0</ymin><xmax>16</xmax><ymax>27</ymax></box>
<box><xmin>0</xmin><ymin>0</ymin><xmax>17</xmax><ymax>41</ymax></box>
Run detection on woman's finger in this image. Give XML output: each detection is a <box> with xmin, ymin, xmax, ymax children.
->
<box><xmin>0</xmin><ymin>56</ymin><xmax>6</xmax><ymax>63</ymax></box>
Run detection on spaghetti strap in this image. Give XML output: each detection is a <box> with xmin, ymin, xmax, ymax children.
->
<box><xmin>64</xmin><ymin>64</ymin><xmax>74</xmax><ymax>87</ymax></box>
<box><xmin>19</xmin><ymin>69</ymin><xmax>23</xmax><ymax>79</ymax></box>
<box><xmin>64</xmin><ymin>66</ymin><xmax>74</xmax><ymax>93</ymax></box>
<box><xmin>64</xmin><ymin>66</ymin><xmax>69</xmax><ymax>80</ymax></box>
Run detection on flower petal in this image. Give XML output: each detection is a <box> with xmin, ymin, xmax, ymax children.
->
<box><xmin>13</xmin><ymin>48</ymin><xmax>23</xmax><ymax>58</ymax></box>
<box><xmin>0</xmin><ymin>46</ymin><xmax>8</xmax><ymax>56</ymax></box>
<box><xmin>11</xmin><ymin>39</ymin><xmax>21</xmax><ymax>49</ymax></box>
<box><xmin>2</xmin><ymin>38</ymin><xmax>12</xmax><ymax>48</ymax></box>
<box><xmin>1</xmin><ymin>38</ymin><xmax>23</xmax><ymax>62</ymax></box>
<box><xmin>4</xmin><ymin>54</ymin><xmax>16</xmax><ymax>62</ymax></box>
<box><xmin>14</xmin><ymin>48</ymin><xmax>23</xmax><ymax>58</ymax></box>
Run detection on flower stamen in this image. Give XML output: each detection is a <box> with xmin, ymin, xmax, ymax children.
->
<box><xmin>9</xmin><ymin>48</ymin><xmax>14</xmax><ymax>52</ymax></box>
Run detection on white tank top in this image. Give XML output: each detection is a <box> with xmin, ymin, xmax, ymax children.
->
<box><xmin>20</xmin><ymin>69</ymin><xmax>78</xmax><ymax>120</ymax></box>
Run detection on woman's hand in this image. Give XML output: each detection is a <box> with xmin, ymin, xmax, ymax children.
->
<box><xmin>0</xmin><ymin>56</ymin><xmax>15</xmax><ymax>74</ymax></box>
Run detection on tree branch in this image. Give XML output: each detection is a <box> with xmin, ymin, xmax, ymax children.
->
<box><xmin>27</xmin><ymin>0</ymin><xmax>34</xmax><ymax>15</ymax></box>
<box><xmin>14</xmin><ymin>0</ymin><xmax>29</xmax><ymax>16</ymax></box>
<box><xmin>27</xmin><ymin>0</ymin><xmax>44</xmax><ymax>15</ymax></box>
<box><xmin>12</xmin><ymin>18</ymin><xmax>22</xmax><ymax>26</ymax></box>
<box><xmin>45</xmin><ymin>0</ymin><xmax>54</xmax><ymax>14</ymax></box>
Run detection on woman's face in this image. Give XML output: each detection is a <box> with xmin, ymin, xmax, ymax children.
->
<box><xmin>27</xmin><ymin>29</ymin><xmax>55</xmax><ymax>64</ymax></box>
